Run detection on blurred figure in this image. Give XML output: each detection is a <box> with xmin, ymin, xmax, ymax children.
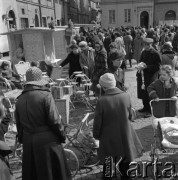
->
<box><xmin>172</xmin><ymin>28</ymin><xmax>178</xmax><ymax>53</ymax></box>
<box><xmin>124</xmin><ymin>31</ymin><xmax>133</xmax><ymax>67</ymax></box>
<box><xmin>79</xmin><ymin>41</ymin><xmax>95</xmax><ymax>79</ymax></box>
<box><xmin>133</xmin><ymin>30</ymin><xmax>144</xmax><ymax>63</ymax></box>
<box><xmin>0</xmin><ymin>100</ymin><xmax>15</xmax><ymax>180</ymax></box>
<box><xmin>0</xmin><ymin>61</ymin><xmax>22</xmax><ymax>89</ymax></box>
<box><xmin>91</xmin><ymin>41</ymin><xmax>107</xmax><ymax>96</ymax></box>
<box><xmin>137</xmin><ymin>38</ymin><xmax>161</xmax><ymax>117</ymax></box>
<box><xmin>161</xmin><ymin>42</ymin><xmax>178</xmax><ymax>76</ymax></box>
<box><xmin>60</xmin><ymin>44</ymin><xmax>82</xmax><ymax>78</ymax></box>
<box><xmin>15</xmin><ymin>67</ymin><xmax>72</xmax><ymax>180</ymax></box>
<box><xmin>108</xmin><ymin>50</ymin><xmax>126</xmax><ymax>91</ymax></box>
<box><xmin>93</xmin><ymin>73</ymin><xmax>143</xmax><ymax>180</ymax></box>
<box><xmin>147</xmin><ymin>65</ymin><xmax>178</xmax><ymax>118</ymax></box>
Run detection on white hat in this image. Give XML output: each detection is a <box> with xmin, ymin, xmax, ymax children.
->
<box><xmin>79</xmin><ymin>41</ymin><xmax>88</xmax><ymax>47</ymax></box>
<box><xmin>99</xmin><ymin>73</ymin><xmax>116</xmax><ymax>89</ymax></box>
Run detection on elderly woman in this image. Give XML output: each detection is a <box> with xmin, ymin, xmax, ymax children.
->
<box><xmin>79</xmin><ymin>41</ymin><xmax>95</xmax><ymax>79</ymax></box>
<box><xmin>15</xmin><ymin>67</ymin><xmax>72</xmax><ymax>180</ymax></box>
<box><xmin>91</xmin><ymin>41</ymin><xmax>107</xmax><ymax>96</ymax></box>
<box><xmin>93</xmin><ymin>73</ymin><xmax>143</xmax><ymax>180</ymax></box>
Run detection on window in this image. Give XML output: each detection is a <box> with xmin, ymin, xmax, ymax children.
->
<box><xmin>124</xmin><ymin>9</ymin><xmax>131</xmax><ymax>23</ymax></box>
<box><xmin>21</xmin><ymin>18</ymin><xmax>29</xmax><ymax>29</ymax></box>
<box><xmin>57</xmin><ymin>19</ymin><xmax>60</xmax><ymax>26</ymax></box>
<box><xmin>109</xmin><ymin>10</ymin><xmax>115</xmax><ymax>24</ymax></box>
<box><xmin>21</xmin><ymin>8</ymin><xmax>25</xmax><ymax>15</ymax></box>
<box><xmin>42</xmin><ymin>17</ymin><xmax>47</xmax><ymax>27</ymax></box>
<box><xmin>165</xmin><ymin>10</ymin><xmax>176</xmax><ymax>20</ymax></box>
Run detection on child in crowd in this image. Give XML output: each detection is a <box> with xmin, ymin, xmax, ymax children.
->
<box><xmin>147</xmin><ymin>65</ymin><xmax>178</xmax><ymax>118</ymax></box>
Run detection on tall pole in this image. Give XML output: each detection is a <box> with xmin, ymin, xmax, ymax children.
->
<box><xmin>53</xmin><ymin>0</ymin><xmax>56</xmax><ymax>23</ymax></box>
<box><xmin>153</xmin><ymin>0</ymin><xmax>155</xmax><ymax>27</ymax></box>
<box><xmin>38</xmin><ymin>0</ymin><xmax>42</xmax><ymax>26</ymax></box>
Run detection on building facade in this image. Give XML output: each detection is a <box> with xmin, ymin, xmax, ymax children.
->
<box><xmin>154</xmin><ymin>0</ymin><xmax>178</xmax><ymax>26</ymax></box>
<box><xmin>0</xmin><ymin>0</ymin><xmax>19</xmax><ymax>53</ymax></box>
<box><xmin>101</xmin><ymin>0</ymin><xmax>178</xmax><ymax>28</ymax></box>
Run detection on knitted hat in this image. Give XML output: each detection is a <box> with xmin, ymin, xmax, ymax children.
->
<box><xmin>25</xmin><ymin>67</ymin><xmax>49</xmax><ymax>86</ymax></box>
<box><xmin>99</xmin><ymin>73</ymin><xmax>116</xmax><ymax>89</ymax></box>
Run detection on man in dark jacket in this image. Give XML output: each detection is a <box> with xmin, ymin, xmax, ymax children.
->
<box><xmin>137</xmin><ymin>38</ymin><xmax>161</xmax><ymax>116</ymax></box>
<box><xmin>59</xmin><ymin>44</ymin><xmax>82</xmax><ymax>78</ymax></box>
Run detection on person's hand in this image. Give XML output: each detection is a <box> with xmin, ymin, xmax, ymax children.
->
<box><xmin>4</xmin><ymin>79</ymin><xmax>11</xmax><ymax>89</ymax></box>
<box><xmin>83</xmin><ymin>66</ymin><xmax>88</xmax><ymax>70</ymax></box>
<box><xmin>155</xmin><ymin>98</ymin><xmax>159</xmax><ymax>102</ymax></box>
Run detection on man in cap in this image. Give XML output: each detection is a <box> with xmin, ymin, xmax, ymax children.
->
<box><xmin>161</xmin><ymin>42</ymin><xmax>178</xmax><ymax>76</ymax></box>
<box><xmin>137</xmin><ymin>38</ymin><xmax>161</xmax><ymax>116</ymax></box>
<box><xmin>93</xmin><ymin>73</ymin><xmax>143</xmax><ymax>180</ymax></box>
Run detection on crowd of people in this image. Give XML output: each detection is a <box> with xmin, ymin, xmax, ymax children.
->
<box><xmin>0</xmin><ymin>24</ymin><xmax>178</xmax><ymax>180</ymax></box>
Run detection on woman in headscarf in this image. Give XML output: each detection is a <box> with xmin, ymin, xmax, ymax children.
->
<box><xmin>91</xmin><ymin>41</ymin><xmax>108</xmax><ymax>96</ymax></box>
<box><xmin>15</xmin><ymin>67</ymin><xmax>72</xmax><ymax>180</ymax></box>
<box><xmin>93</xmin><ymin>73</ymin><xmax>143</xmax><ymax>180</ymax></box>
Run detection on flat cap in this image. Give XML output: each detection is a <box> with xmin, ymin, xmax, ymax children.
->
<box><xmin>143</xmin><ymin>38</ymin><xmax>153</xmax><ymax>44</ymax></box>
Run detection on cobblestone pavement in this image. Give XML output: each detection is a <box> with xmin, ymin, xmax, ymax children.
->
<box><xmin>8</xmin><ymin>61</ymin><xmax>178</xmax><ymax>180</ymax></box>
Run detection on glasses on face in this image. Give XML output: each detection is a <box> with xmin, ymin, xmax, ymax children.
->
<box><xmin>95</xmin><ymin>45</ymin><xmax>100</xmax><ymax>49</ymax></box>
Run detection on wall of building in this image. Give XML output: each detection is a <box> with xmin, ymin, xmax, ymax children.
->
<box><xmin>0</xmin><ymin>0</ymin><xmax>19</xmax><ymax>53</ymax></box>
<box><xmin>101</xmin><ymin>0</ymin><xmax>153</xmax><ymax>28</ymax></box>
<box><xmin>17</xmin><ymin>2</ymin><xmax>40</xmax><ymax>28</ymax></box>
<box><xmin>155</xmin><ymin>2</ymin><xmax>178</xmax><ymax>25</ymax></box>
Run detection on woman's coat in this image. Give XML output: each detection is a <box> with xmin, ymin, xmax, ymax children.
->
<box><xmin>93</xmin><ymin>88</ymin><xmax>143</xmax><ymax>164</ymax></box>
<box><xmin>15</xmin><ymin>85</ymin><xmax>71</xmax><ymax>180</ymax></box>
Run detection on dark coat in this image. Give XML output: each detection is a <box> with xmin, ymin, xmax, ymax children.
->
<box><xmin>60</xmin><ymin>52</ymin><xmax>82</xmax><ymax>77</ymax></box>
<box><xmin>91</xmin><ymin>48</ymin><xmax>107</xmax><ymax>94</ymax></box>
<box><xmin>93</xmin><ymin>88</ymin><xmax>143</xmax><ymax>164</ymax></box>
<box><xmin>172</xmin><ymin>32</ymin><xmax>178</xmax><ymax>53</ymax></box>
<box><xmin>161</xmin><ymin>50</ymin><xmax>177</xmax><ymax>76</ymax></box>
<box><xmin>123</xmin><ymin>35</ymin><xmax>133</xmax><ymax>60</ymax></box>
<box><xmin>15</xmin><ymin>85</ymin><xmax>71</xmax><ymax>180</ymax></box>
<box><xmin>137</xmin><ymin>47</ymin><xmax>161</xmax><ymax>100</ymax></box>
<box><xmin>147</xmin><ymin>78</ymin><xmax>178</xmax><ymax>118</ymax></box>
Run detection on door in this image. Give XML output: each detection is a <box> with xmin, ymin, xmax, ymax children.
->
<box><xmin>140</xmin><ymin>11</ymin><xmax>149</xmax><ymax>29</ymax></box>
